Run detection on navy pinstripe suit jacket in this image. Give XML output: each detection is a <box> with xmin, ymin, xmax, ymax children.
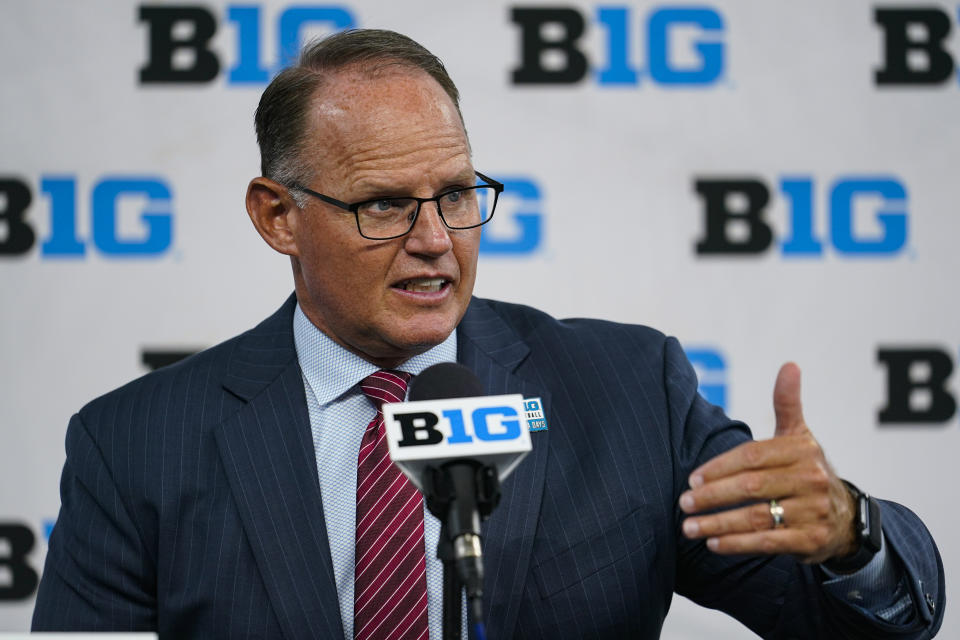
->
<box><xmin>33</xmin><ymin>295</ymin><xmax>944</xmax><ymax>639</ymax></box>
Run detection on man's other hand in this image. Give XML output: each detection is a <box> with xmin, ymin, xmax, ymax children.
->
<box><xmin>679</xmin><ymin>363</ymin><xmax>859</xmax><ymax>564</ymax></box>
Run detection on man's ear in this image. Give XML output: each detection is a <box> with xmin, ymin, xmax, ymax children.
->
<box><xmin>246</xmin><ymin>177</ymin><xmax>301</xmax><ymax>256</ymax></box>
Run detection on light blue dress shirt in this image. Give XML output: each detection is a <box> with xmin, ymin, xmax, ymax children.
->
<box><xmin>293</xmin><ymin>303</ymin><xmax>458</xmax><ymax>639</ymax></box>
<box><xmin>292</xmin><ymin>303</ymin><xmax>914</xmax><ymax>636</ymax></box>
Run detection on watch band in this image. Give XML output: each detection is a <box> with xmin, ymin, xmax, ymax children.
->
<box><xmin>822</xmin><ymin>479</ymin><xmax>883</xmax><ymax>574</ymax></box>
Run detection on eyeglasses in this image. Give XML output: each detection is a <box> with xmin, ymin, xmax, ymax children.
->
<box><xmin>288</xmin><ymin>171</ymin><xmax>504</xmax><ymax>240</ymax></box>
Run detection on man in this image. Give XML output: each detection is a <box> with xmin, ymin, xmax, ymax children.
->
<box><xmin>33</xmin><ymin>29</ymin><xmax>944</xmax><ymax>639</ymax></box>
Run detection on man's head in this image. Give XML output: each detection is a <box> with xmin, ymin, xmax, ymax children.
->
<box><xmin>254</xmin><ymin>29</ymin><xmax>465</xmax><ymax>192</ymax></box>
<box><xmin>246</xmin><ymin>30</ymin><xmax>481</xmax><ymax>369</ymax></box>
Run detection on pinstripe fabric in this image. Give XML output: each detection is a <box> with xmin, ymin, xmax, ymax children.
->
<box><xmin>31</xmin><ymin>294</ymin><xmax>945</xmax><ymax>639</ymax></box>
<box><xmin>459</xmin><ymin>300</ymin><xmax>944</xmax><ymax>640</ymax></box>
<box><xmin>33</xmin><ymin>297</ymin><xmax>343</xmax><ymax>639</ymax></box>
<box><xmin>353</xmin><ymin>371</ymin><xmax>429</xmax><ymax>640</ymax></box>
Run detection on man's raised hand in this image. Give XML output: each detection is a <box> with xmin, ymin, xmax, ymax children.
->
<box><xmin>679</xmin><ymin>363</ymin><xmax>858</xmax><ymax>564</ymax></box>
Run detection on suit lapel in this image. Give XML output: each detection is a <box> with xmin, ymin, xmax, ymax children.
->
<box><xmin>459</xmin><ymin>298</ymin><xmax>550</xmax><ymax>640</ymax></box>
<box><xmin>211</xmin><ymin>295</ymin><xmax>547</xmax><ymax>640</ymax></box>
<box><xmin>214</xmin><ymin>296</ymin><xmax>344</xmax><ymax>640</ymax></box>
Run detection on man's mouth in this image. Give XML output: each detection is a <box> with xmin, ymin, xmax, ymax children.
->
<box><xmin>395</xmin><ymin>277</ymin><xmax>449</xmax><ymax>293</ymax></box>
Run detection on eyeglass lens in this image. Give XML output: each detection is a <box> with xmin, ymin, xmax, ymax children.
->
<box><xmin>357</xmin><ymin>186</ymin><xmax>497</xmax><ymax>239</ymax></box>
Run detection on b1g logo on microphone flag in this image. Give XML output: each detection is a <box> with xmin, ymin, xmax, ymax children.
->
<box><xmin>383</xmin><ymin>394</ymin><xmax>533</xmax><ymax>491</ymax></box>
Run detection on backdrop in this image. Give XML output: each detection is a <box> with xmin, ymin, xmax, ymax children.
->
<box><xmin>2</xmin><ymin>1</ymin><xmax>958</xmax><ymax>637</ymax></box>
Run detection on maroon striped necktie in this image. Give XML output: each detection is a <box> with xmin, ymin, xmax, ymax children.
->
<box><xmin>354</xmin><ymin>370</ymin><xmax>429</xmax><ymax>640</ymax></box>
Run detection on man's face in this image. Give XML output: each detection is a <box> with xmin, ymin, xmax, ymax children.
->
<box><xmin>286</xmin><ymin>67</ymin><xmax>480</xmax><ymax>367</ymax></box>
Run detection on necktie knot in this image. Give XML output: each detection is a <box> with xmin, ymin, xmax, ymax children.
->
<box><xmin>360</xmin><ymin>369</ymin><xmax>412</xmax><ymax>412</ymax></box>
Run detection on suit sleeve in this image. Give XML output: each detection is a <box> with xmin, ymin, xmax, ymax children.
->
<box><xmin>32</xmin><ymin>412</ymin><xmax>157</xmax><ymax>631</ymax></box>
<box><xmin>663</xmin><ymin>337</ymin><xmax>944</xmax><ymax>640</ymax></box>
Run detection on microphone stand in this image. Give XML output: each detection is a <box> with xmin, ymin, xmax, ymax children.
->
<box><xmin>423</xmin><ymin>462</ymin><xmax>501</xmax><ymax>640</ymax></box>
<box><xmin>436</xmin><ymin>525</ymin><xmax>461</xmax><ymax>640</ymax></box>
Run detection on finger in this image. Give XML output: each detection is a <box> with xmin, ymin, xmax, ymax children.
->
<box><xmin>774</xmin><ymin>362</ymin><xmax>807</xmax><ymax>437</ymax></box>
<box><xmin>680</xmin><ymin>464</ymin><xmax>811</xmax><ymax>514</ymax></box>
<box><xmin>704</xmin><ymin>527</ymin><xmax>832</xmax><ymax>562</ymax></box>
<box><xmin>682</xmin><ymin>495</ymin><xmax>823</xmax><ymax>539</ymax></box>
<box><xmin>688</xmin><ymin>436</ymin><xmax>815</xmax><ymax>489</ymax></box>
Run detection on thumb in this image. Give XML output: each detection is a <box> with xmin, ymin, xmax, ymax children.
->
<box><xmin>774</xmin><ymin>362</ymin><xmax>807</xmax><ymax>437</ymax></box>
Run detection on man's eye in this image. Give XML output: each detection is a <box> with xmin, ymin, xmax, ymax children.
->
<box><xmin>364</xmin><ymin>199</ymin><xmax>401</xmax><ymax>214</ymax></box>
<box><xmin>441</xmin><ymin>190</ymin><xmax>463</xmax><ymax>204</ymax></box>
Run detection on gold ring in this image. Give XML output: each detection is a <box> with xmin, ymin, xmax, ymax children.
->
<box><xmin>769</xmin><ymin>499</ymin><xmax>785</xmax><ymax>529</ymax></box>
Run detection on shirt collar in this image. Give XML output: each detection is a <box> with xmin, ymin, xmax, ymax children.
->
<box><xmin>293</xmin><ymin>302</ymin><xmax>458</xmax><ymax>406</ymax></box>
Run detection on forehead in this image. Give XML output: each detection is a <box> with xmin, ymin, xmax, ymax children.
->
<box><xmin>303</xmin><ymin>66</ymin><xmax>471</xmax><ymax>191</ymax></box>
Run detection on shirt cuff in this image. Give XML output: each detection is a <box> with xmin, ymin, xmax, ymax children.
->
<box><xmin>819</xmin><ymin>533</ymin><xmax>916</xmax><ymax>624</ymax></box>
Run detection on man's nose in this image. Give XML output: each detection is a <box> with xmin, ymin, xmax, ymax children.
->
<box><xmin>404</xmin><ymin>201</ymin><xmax>454</xmax><ymax>256</ymax></box>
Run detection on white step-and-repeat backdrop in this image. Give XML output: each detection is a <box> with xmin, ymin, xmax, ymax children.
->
<box><xmin>2</xmin><ymin>1</ymin><xmax>958</xmax><ymax>636</ymax></box>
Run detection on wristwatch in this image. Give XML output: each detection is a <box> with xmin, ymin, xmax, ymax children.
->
<box><xmin>823</xmin><ymin>479</ymin><xmax>883</xmax><ymax>573</ymax></box>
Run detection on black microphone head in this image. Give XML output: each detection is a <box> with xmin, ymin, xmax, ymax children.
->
<box><xmin>409</xmin><ymin>363</ymin><xmax>485</xmax><ymax>401</ymax></box>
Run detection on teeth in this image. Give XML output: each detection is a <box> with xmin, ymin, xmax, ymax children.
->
<box><xmin>401</xmin><ymin>278</ymin><xmax>445</xmax><ymax>293</ymax></box>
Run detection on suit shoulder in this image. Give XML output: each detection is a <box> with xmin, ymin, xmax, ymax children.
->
<box><xmin>75</xmin><ymin>329</ymin><xmax>246</xmax><ymax>432</ymax></box>
<box><xmin>76</xmin><ymin>296</ymin><xmax>297</xmax><ymax>428</ymax></box>
<box><xmin>477</xmin><ymin>297</ymin><xmax>668</xmax><ymax>350</ymax></box>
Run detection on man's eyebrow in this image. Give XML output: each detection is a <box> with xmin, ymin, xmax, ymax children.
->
<box><xmin>344</xmin><ymin>176</ymin><xmax>415</xmax><ymax>199</ymax></box>
<box><xmin>444</xmin><ymin>170</ymin><xmax>477</xmax><ymax>186</ymax></box>
<box><xmin>352</xmin><ymin>172</ymin><xmax>476</xmax><ymax>199</ymax></box>
<box><xmin>351</xmin><ymin>182</ymin><xmax>410</xmax><ymax>199</ymax></box>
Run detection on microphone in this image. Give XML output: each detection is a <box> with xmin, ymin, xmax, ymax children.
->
<box><xmin>382</xmin><ymin>363</ymin><xmax>532</xmax><ymax>633</ymax></box>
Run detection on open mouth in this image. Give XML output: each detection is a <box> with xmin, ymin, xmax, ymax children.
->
<box><xmin>394</xmin><ymin>277</ymin><xmax>449</xmax><ymax>294</ymax></box>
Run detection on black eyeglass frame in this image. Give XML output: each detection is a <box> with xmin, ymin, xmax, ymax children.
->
<box><xmin>288</xmin><ymin>171</ymin><xmax>504</xmax><ymax>240</ymax></box>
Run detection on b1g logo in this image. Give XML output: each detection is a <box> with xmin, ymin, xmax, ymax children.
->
<box><xmin>511</xmin><ymin>5</ymin><xmax>725</xmax><ymax>86</ymax></box>
<box><xmin>0</xmin><ymin>175</ymin><xmax>174</xmax><ymax>258</ymax></box>
<box><xmin>139</xmin><ymin>4</ymin><xmax>356</xmax><ymax>85</ymax></box>
<box><xmin>479</xmin><ymin>176</ymin><xmax>543</xmax><ymax>255</ymax></box>
<box><xmin>875</xmin><ymin>6</ymin><xmax>960</xmax><ymax>86</ymax></box>
<box><xmin>142</xmin><ymin>348</ymin><xmax>199</xmax><ymax>370</ymax></box>
<box><xmin>878</xmin><ymin>347</ymin><xmax>959</xmax><ymax>424</ymax></box>
<box><xmin>384</xmin><ymin>395</ymin><xmax>533</xmax><ymax>483</ymax></box>
<box><xmin>392</xmin><ymin>405</ymin><xmax>523</xmax><ymax>447</ymax></box>
<box><xmin>685</xmin><ymin>347</ymin><xmax>727</xmax><ymax>410</ymax></box>
<box><xmin>694</xmin><ymin>176</ymin><xmax>909</xmax><ymax>257</ymax></box>
<box><xmin>0</xmin><ymin>520</ymin><xmax>54</xmax><ymax>601</ymax></box>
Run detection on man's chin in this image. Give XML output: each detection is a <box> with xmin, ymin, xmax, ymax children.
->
<box><xmin>360</xmin><ymin>305</ymin><xmax>467</xmax><ymax>365</ymax></box>
<box><xmin>393</xmin><ymin>327</ymin><xmax>456</xmax><ymax>352</ymax></box>
<box><xmin>385</xmin><ymin>318</ymin><xmax>458</xmax><ymax>353</ymax></box>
